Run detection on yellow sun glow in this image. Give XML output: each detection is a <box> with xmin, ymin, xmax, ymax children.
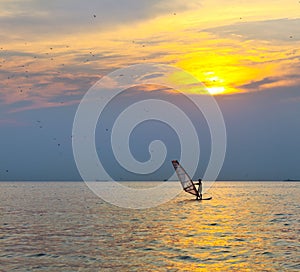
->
<box><xmin>206</xmin><ymin>86</ymin><xmax>226</xmax><ymax>95</ymax></box>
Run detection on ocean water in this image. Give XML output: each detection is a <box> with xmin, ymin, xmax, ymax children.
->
<box><xmin>0</xmin><ymin>181</ymin><xmax>299</xmax><ymax>272</ymax></box>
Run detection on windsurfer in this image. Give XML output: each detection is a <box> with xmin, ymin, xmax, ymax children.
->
<box><xmin>194</xmin><ymin>179</ymin><xmax>202</xmax><ymax>200</ymax></box>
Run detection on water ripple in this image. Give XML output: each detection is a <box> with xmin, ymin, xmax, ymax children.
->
<box><xmin>0</xmin><ymin>181</ymin><xmax>299</xmax><ymax>271</ymax></box>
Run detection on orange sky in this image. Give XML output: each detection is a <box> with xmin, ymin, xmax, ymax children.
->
<box><xmin>0</xmin><ymin>0</ymin><xmax>300</xmax><ymax>110</ymax></box>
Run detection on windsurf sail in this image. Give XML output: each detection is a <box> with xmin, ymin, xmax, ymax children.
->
<box><xmin>172</xmin><ymin>160</ymin><xmax>199</xmax><ymax>197</ymax></box>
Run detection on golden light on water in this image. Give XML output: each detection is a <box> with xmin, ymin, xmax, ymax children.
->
<box><xmin>1</xmin><ymin>182</ymin><xmax>299</xmax><ymax>271</ymax></box>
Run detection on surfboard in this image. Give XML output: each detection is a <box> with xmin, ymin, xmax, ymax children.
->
<box><xmin>199</xmin><ymin>197</ymin><xmax>212</xmax><ymax>201</ymax></box>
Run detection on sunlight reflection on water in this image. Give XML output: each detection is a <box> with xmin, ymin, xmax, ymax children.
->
<box><xmin>0</xmin><ymin>182</ymin><xmax>299</xmax><ymax>271</ymax></box>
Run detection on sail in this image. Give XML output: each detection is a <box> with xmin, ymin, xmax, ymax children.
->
<box><xmin>172</xmin><ymin>160</ymin><xmax>199</xmax><ymax>196</ymax></box>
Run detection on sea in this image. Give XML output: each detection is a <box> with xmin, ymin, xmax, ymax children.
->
<box><xmin>0</xmin><ymin>181</ymin><xmax>299</xmax><ymax>272</ymax></box>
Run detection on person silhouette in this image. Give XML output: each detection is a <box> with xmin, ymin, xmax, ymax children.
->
<box><xmin>194</xmin><ymin>179</ymin><xmax>202</xmax><ymax>200</ymax></box>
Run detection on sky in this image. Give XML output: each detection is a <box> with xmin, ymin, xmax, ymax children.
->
<box><xmin>0</xmin><ymin>0</ymin><xmax>300</xmax><ymax>181</ymax></box>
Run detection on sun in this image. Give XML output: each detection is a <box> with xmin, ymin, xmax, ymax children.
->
<box><xmin>206</xmin><ymin>86</ymin><xmax>226</xmax><ymax>95</ymax></box>
<box><xmin>204</xmin><ymin>72</ymin><xmax>227</xmax><ymax>95</ymax></box>
<box><xmin>177</xmin><ymin>54</ymin><xmax>247</xmax><ymax>95</ymax></box>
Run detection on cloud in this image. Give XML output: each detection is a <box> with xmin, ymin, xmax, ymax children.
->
<box><xmin>238</xmin><ymin>69</ymin><xmax>300</xmax><ymax>92</ymax></box>
<box><xmin>240</xmin><ymin>77</ymin><xmax>274</xmax><ymax>90</ymax></box>
<box><xmin>0</xmin><ymin>64</ymin><xmax>100</xmax><ymax>112</ymax></box>
<box><xmin>0</xmin><ymin>0</ymin><xmax>202</xmax><ymax>39</ymax></box>
<box><xmin>203</xmin><ymin>18</ymin><xmax>300</xmax><ymax>42</ymax></box>
<box><xmin>0</xmin><ymin>118</ymin><xmax>26</xmax><ymax>126</ymax></box>
<box><xmin>0</xmin><ymin>45</ymin><xmax>136</xmax><ymax>111</ymax></box>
